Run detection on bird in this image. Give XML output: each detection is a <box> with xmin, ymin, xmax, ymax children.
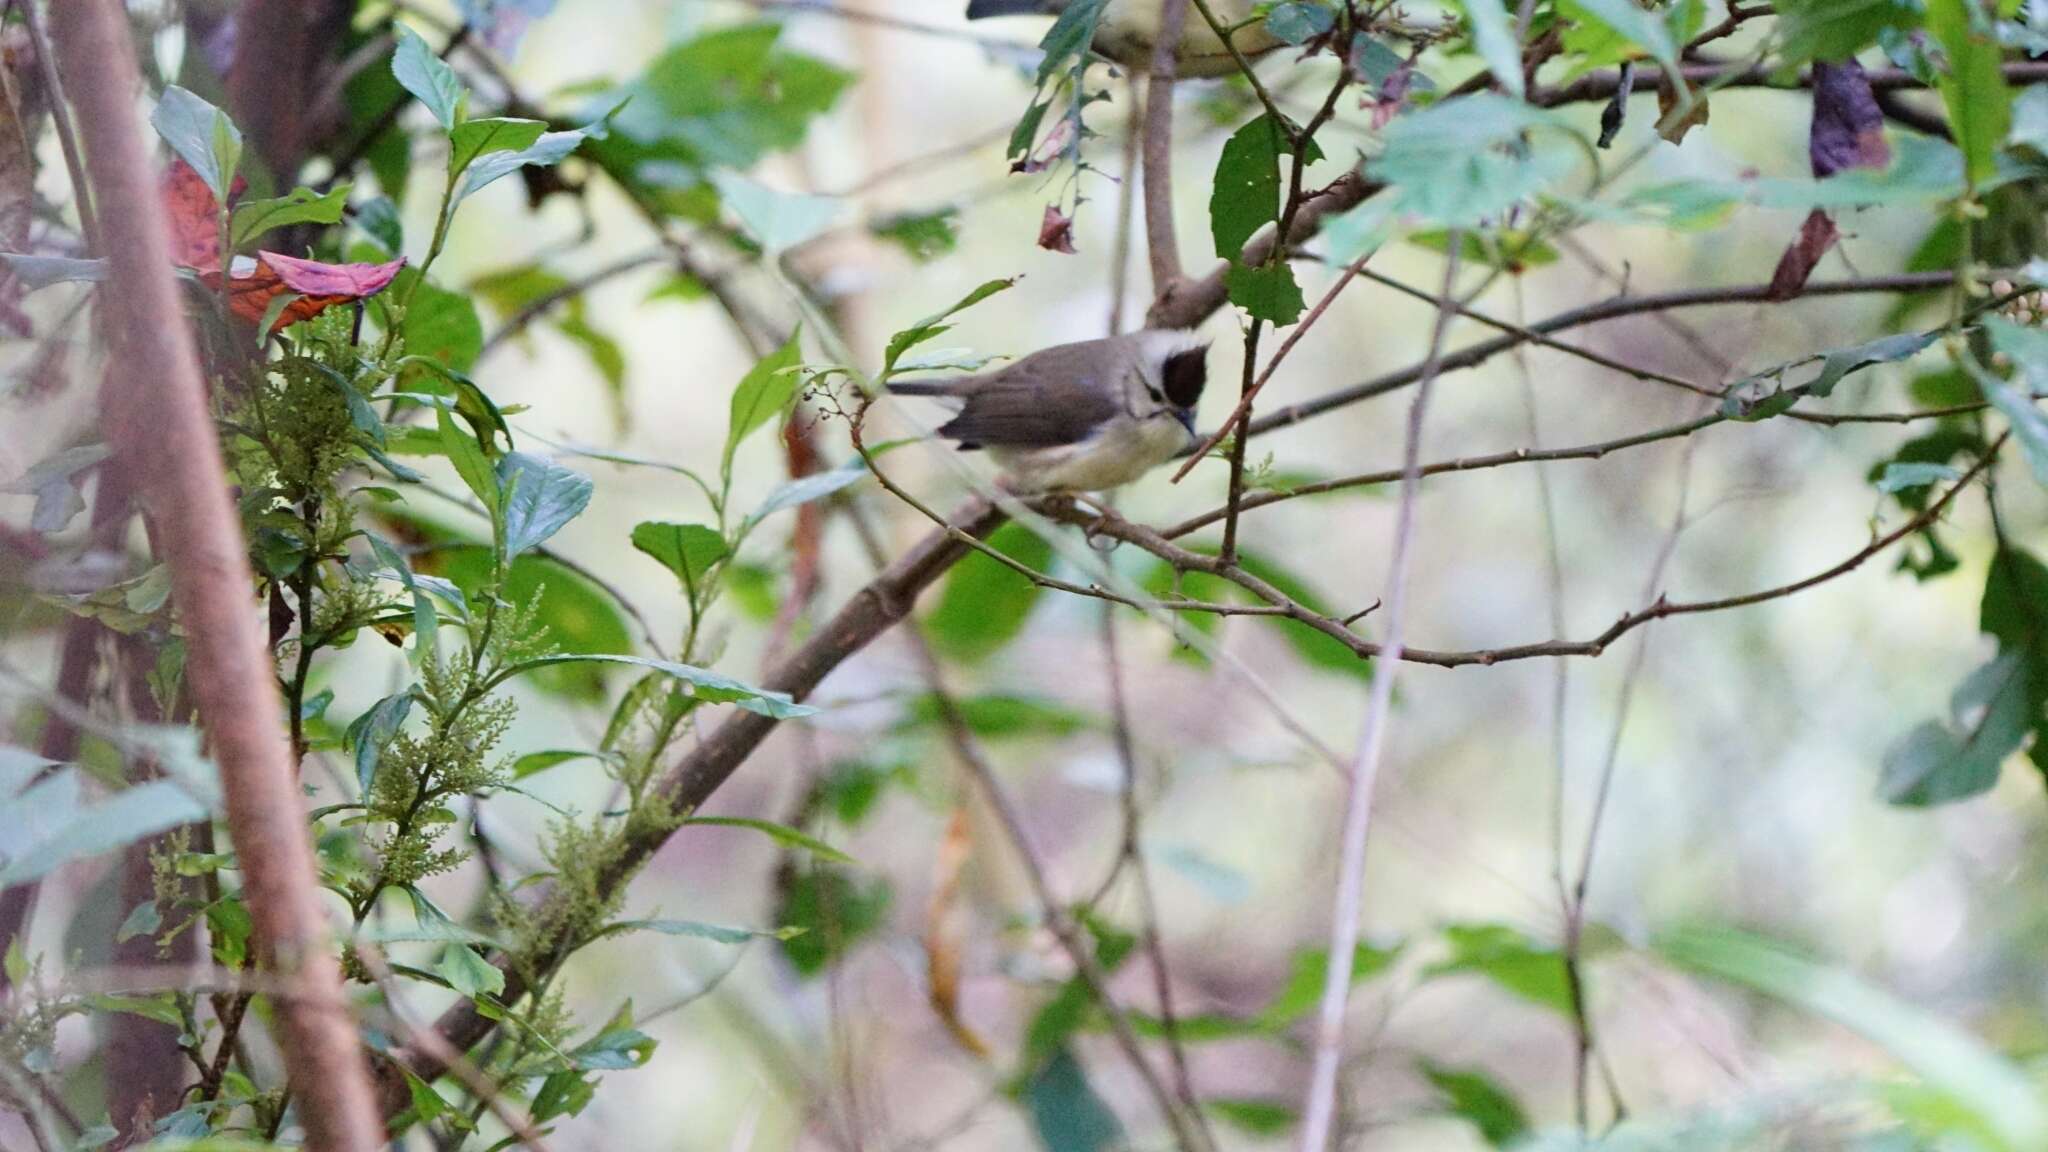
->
<box><xmin>888</xmin><ymin>330</ymin><xmax>1210</xmax><ymax>494</ymax></box>
<box><xmin>964</xmin><ymin>0</ymin><xmax>1282</xmax><ymax>79</ymax></box>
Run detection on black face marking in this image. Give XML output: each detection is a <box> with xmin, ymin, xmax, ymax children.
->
<box><xmin>1161</xmin><ymin>345</ymin><xmax>1208</xmax><ymax>409</ymax></box>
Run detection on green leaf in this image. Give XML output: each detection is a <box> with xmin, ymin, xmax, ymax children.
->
<box><xmin>744</xmin><ymin>462</ymin><xmax>870</xmax><ymax>528</ymax></box>
<box><xmin>596</xmin><ymin>918</ymin><xmax>801</xmax><ymax>944</ymax></box>
<box><xmin>0</xmin><ymin>782</ymin><xmax>208</xmax><ymax>886</ymax></box>
<box><xmin>150</xmin><ymin>86</ymin><xmax>242</xmax><ymax>202</ymax></box>
<box><xmin>1657</xmin><ymin>926</ymin><xmax>2048</xmax><ymax>1151</ymax></box>
<box><xmin>1774</xmin><ymin>0</ymin><xmax>1920</xmax><ymax>63</ymax></box>
<box><xmin>1226</xmin><ymin>261</ymin><xmax>1307</xmax><ymax>326</ymax></box>
<box><xmin>435</xmin><ymin>944</ymin><xmax>505</xmax><ymax>999</ymax></box>
<box><xmin>723</xmin><ymin>330</ymin><xmax>805</xmax><ymax>476</ymax></box>
<box><xmin>423</xmin><ymin>547</ymin><xmax>632</xmax><ymax>700</ymax></box>
<box><xmin>1879</xmin><ymin>653</ymin><xmax>2029</xmax><ymax>805</ymax></box>
<box><xmin>894</xmin><ymin>693</ymin><xmax>1094</xmax><ymax>739</ymax></box>
<box><xmin>1876</xmin><ymin>461</ymin><xmax>1963</xmax><ymax>493</ymax></box>
<box><xmin>1978</xmin><ymin>369</ymin><xmax>2048</xmax><ymax>487</ymax></box>
<box><xmin>883</xmin><ymin>278</ymin><xmax>1017</xmax><ymax>375</ymax></box>
<box><xmin>1425</xmin><ymin>923</ymin><xmax>1572</xmax><ymax>1016</ymax></box>
<box><xmin>1024</xmin><ymin>1047</ymin><xmax>1124</xmax><ymax>1152</ymax></box>
<box><xmin>392</xmin><ymin>24</ymin><xmax>465</xmax><ymax>131</ymax></box>
<box><xmin>1235</xmin><ymin>549</ymin><xmax>1374</xmax><ymax>681</ymax></box>
<box><xmin>1207</xmin><ymin>1098</ymin><xmax>1296</xmax><ymax>1135</ymax></box>
<box><xmin>116</xmin><ymin>901</ymin><xmax>161</xmax><ymax>943</ymax></box>
<box><xmin>924</xmin><ymin>522</ymin><xmax>1054</xmax><ymax>662</ymax></box>
<box><xmin>1560</xmin><ymin>0</ymin><xmax>1680</xmax><ymax>79</ymax></box>
<box><xmin>1420</xmin><ymin>1062</ymin><xmax>1530</xmax><ymax>1147</ymax></box>
<box><xmin>1257</xmin><ymin>943</ymin><xmax>1400</xmax><ymax>1030</ymax></box>
<box><xmin>495</xmin><ymin>453</ymin><xmax>593</xmax><ymax>559</ymax></box>
<box><xmin>710</xmin><ymin>170</ymin><xmax>841</xmax><ymax>253</ymax></box>
<box><xmin>495</xmin><ymin>654</ymin><xmax>814</xmax><ymax>718</ymax></box>
<box><xmin>1453</xmin><ymin>0</ymin><xmax>1526</xmax><ymax>98</ymax></box>
<box><xmin>447</xmin><ymin>117</ymin><xmax>547</xmax><ymax>183</ymax></box>
<box><xmin>1210</xmin><ymin>114</ymin><xmax>1324</xmax><ymax>263</ymax></box>
<box><xmin>456</xmin><ymin>115</ymin><xmax>611</xmax><ymax>208</ymax></box>
<box><xmin>775</xmin><ymin>866</ymin><xmax>891</xmax><ymax>976</ymax></box>
<box><xmin>1364</xmin><ymin>94</ymin><xmax>1578</xmax><ymax>231</ymax></box>
<box><xmin>871</xmin><ymin>207</ymin><xmax>960</xmax><ymax>261</ymax></box>
<box><xmin>686</xmin><ymin>816</ymin><xmax>854</xmax><ymax>863</ymax></box>
<box><xmin>229</xmin><ymin>185</ymin><xmax>351</xmax><ymax>248</ymax></box>
<box><xmin>437</xmin><ymin>408</ymin><xmax>500</xmax><ymax>515</ymax></box>
<box><xmin>1265</xmin><ymin>0</ymin><xmax>1336</xmax><ymax>43</ymax></box>
<box><xmin>1926</xmin><ymin>0</ymin><xmax>2011</xmax><ymax>187</ymax></box>
<box><xmin>400</xmin><ymin>273</ymin><xmax>484</xmax><ymax>372</ymax></box>
<box><xmin>608</xmin><ymin>23</ymin><xmax>852</xmax><ymax>174</ymax></box>
<box><xmin>83</xmin><ymin>993</ymin><xmax>184</xmax><ymax>1028</ymax></box>
<box><xmin>345</xmin><ymin>691</ymin><xmax>415</xmax><ymax>794</ymax></box>
<box><xmin>1811</xmin><ymin>330</ymin><xmax>1941</xmax><ymax>397</ymax></box>
<box><xmin>630</xmin><ymin>521</ymin><xmax>729</xmax><ymax>590</ymax></box>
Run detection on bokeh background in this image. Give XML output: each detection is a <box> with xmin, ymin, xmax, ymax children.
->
<box><xmin>5</xmin><ymin>1</ymin><xmax>2045</xmax><ymax>1148</ymax></box>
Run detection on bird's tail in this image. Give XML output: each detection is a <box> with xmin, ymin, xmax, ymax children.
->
<box><xmin>965</xmin><ymin>0</ymin><xmax>1061</xmax><ymax>19</ymax></box>
<box><xmin>885</xmin><ymin>378</ymin><xmax>968</xmax><ymax>397</ymax></box>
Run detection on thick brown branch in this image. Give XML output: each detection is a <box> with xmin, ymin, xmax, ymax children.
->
<box><xmin>382</xmin><ymin>499</ymin><xmax>1009</xmax><ymax>1110</ymax></box>
<box><xmin>1147</xmin><ymin>172</ymin><xmax>1376</xmax><ymax>329</ymax></box>
<box><xmin>48</xmin><ymin>3</ymin><xmax>382</xmax><ymax>1149</ymax></box>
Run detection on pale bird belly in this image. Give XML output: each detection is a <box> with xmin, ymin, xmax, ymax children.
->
<box><xmin>992</xmin><ymin>415</ymin><xmax>1192</xmax><ymax>493</ymax></box>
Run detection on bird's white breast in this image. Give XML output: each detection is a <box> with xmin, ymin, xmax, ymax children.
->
<box><xmin>991</xmin><ymin>412</ymin><xmax>1192</xmax><ymax>494</ymax></box>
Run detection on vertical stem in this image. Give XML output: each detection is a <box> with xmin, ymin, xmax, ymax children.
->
<box><xmin>47</xmin><ymin>4</ymin><xmax>383</xmax><ymax>1149</ymax></box>
<box><xmin>1219</xmin><ymin>321</ymin><xmax>1262</xmax><ymax>563</ymax></box>
<box><xmin>1142</xmin><ymin>0</ymin><xmax>1189</xmax><ymax>296</ymax></box>
<box><xmin>1298</xmin><ymin>238</ymin><xmax>1463</xmax><ymax>1152</ymax></box>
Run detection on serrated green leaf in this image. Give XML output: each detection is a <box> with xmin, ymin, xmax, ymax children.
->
<box><xmin>345</xmin><ymin>691</ymin><xmax>415</xmax><ymax>794</ymax></box>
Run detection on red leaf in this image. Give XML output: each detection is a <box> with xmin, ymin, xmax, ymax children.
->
<box><xmin>1036</xmin><ymin>204</ymin><xmax>1077</xmax><ymax>255</ymax></box>
<box><xmin>200</xmin><ymin>251</ymin><xmax>406</xmax><ymax>333</ymax></box>
<box><xmin>161</xmin><ymin>158</ymin><xmax>246</xmax><ymax>274</ymax></box>
<box><xmin>1767</xmin><ymin>209</ymin><xmax>1839</xmax><ymax>301</ymax></box>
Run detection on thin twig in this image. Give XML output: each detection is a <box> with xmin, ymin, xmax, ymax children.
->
<box><xmin>1244</xmin><ymin>270</ymin><xmax>1982</xmax><ymax>437</ymax></box>
<box><xmin>1173</xmin><ymin>248</ymin><xmax>1374</xmax><ymax>483</ymax></box>
<box><xmin>899</xmin><ymin>632</ymin><xmax>1218</xmax><ymax>1152</ymax></box>
<box><xmin>1299</xmin><ymin>236</ymin><xmax>1463</xmax><ymax>1152</ymax></box>
<box><xmin>17</xmin><ymin>0</ymin><xmax>97</xmax><ymax>254</ymax></box>
<box><xmin>476</xmin><ymin>251</ymin><xmax>668</xmax><ymax>360</ymax></box>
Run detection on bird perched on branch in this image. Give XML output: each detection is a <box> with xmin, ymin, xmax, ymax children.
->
<box><xmin>965</xmin><ymin>0</ymin><xmax>1282</xmax><ymax>78</ymax></box>
<box><xmin>889</xmin><ymin>330</ymin><xmax>1209</xmax><ymax>494</ymax></box>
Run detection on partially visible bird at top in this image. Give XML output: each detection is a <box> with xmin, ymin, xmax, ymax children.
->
<box><xmin>887</xmin><ymin>330</ymin><xmax>1210</xmax><ymax>494</ymax></box>
<box><xmin>964</xmin><ymin>0</ymin><xmax>1282</xmax><ymax>79</ymax></box>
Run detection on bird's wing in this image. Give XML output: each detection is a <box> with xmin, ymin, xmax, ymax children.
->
<box><xmin>934</xmin><ymin>341</ymin><xmax>1132</xmax><ymax>447</ymax></box>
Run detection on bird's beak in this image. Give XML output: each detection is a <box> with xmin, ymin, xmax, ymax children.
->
<box><xmin>1173</xmin><ymin>407</ymin><xmax>1197</xmax><ymax>437</ymax></box>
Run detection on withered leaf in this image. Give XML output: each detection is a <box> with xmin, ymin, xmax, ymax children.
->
<box><xmin>1767</xmin><ymin>209</ymin><xmax>1839</xmax><ymax>301</ymax></box>
<box><xmin>1810</xmin><ymin>60</ymin><xmax>1890</xmax><ymax>178</ymax></box>
<box><xmin>1037</xmin><ymin>203</ymin><xmax>1078</xmax><ymax>255</ymax></box>
<box><xmin>1657</xmin><ymin>70</ymin><xmax>1709</xmax><ymax>145</ymax></box>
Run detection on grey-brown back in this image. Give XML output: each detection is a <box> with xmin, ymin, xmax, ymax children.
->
<box><xmin>902</xmin><ymin>335</ymin><xmax>1147</xmax><ymax>448</ymax></box>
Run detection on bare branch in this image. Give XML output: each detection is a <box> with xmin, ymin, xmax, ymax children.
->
<box><xmin>1535</xmin><ymin>59</ymin><xmax>2048</xmax><ymax>107</ymax></box>
<box><xmin>47</xmin><ymin>3</ymin><xmax>382</xmax><ymax>1147</ymax></box>
<box><xmin>1245</xmin><ymin>270</ymin><xmax>1973</xmax><ymax>436</ymax></box>
<box><xmin>1143</xmin><ymin>0</ymin><xmax>1191</xmax><ymax>293</ymax></box>
<box><xmin>1299</xmin><ymin>236</ymin><xmax>1464</xmax><ymax>1152</ymax></box>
